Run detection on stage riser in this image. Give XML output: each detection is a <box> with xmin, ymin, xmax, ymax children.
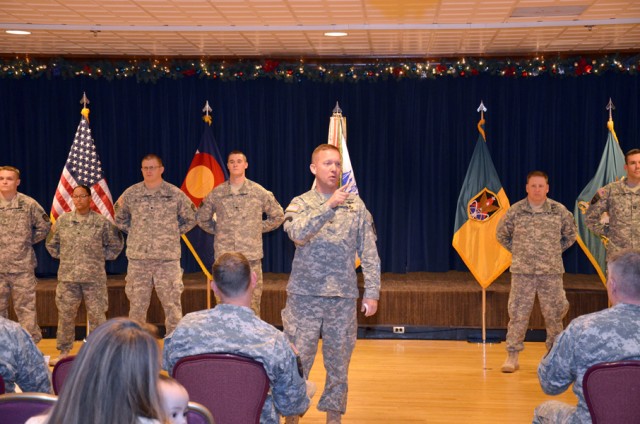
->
<box><xmin>8</xmin><ymin>272</ymin><xmax>607</xmax><ymax>334</ymax></box>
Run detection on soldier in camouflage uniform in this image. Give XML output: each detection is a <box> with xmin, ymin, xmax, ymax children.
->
<box><xmin>282</xmin><ymin>144</ymin><xmax>380</xmax><ymax>424</ymax></box>
<box><xmin>533</xmin><ymin>249</ymin><xmax>640</xmax><ymax>424</ymax></box>
<box><xmin>0</xmin><ymin>166</ymin><xmax>51</xmax><ymax>343</ymax></box>
<box><xmin>115</xmin><ymin>154</ymin><xmax>196</xmax><ymax>335</ymax></box>
<box><xmin>496</xmin><ymin>171</ymin><xmax>576</xmax><ymax>373</ymax></box>
<box><xmin>585</xmin><ymin>148</ymin><xmax>640</xmax><ymax>259</ymax></box>
<box><xmin>0</xmin><ymin>315</ymin><xmax>51</xmax><ymax>393</ymax></box>
<box><xmin>196</xmin><ymin>150</ymin><xmax>284</xmax><ymax>316</ymax></box>
<box><xmin>46</xmin><ymin>185</ymin><xmax>124</xmax><ymax>364</ymax></box>
<box><xmin>163</xmin><ymin>252</ymin><xmax>312</xmax><ymax>424</ymax></box>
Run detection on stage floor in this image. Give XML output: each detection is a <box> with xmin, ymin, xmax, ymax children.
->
<box><xmin>39</xmin><ymin>338</ymin><xmax>575</xmax><ymax>423</ymax></box>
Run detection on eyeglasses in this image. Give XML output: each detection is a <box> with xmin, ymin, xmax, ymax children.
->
<box><xmin>72</xmin><ymin>194</ymin><xmax>90</xmax><ymax>199</ymax></box>
<box><xmin>141</xmin><ymin>166</ymin><xmax>162</xmax><ymax>171</ymax></box>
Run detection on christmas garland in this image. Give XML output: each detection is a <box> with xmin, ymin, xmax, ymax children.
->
<box><xmin>1</xmin><ymin>54</ymin><xmax>638</xmax><ymax>83</ymax></box>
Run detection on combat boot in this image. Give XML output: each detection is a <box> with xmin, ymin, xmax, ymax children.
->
<box><xmin>327</xmin><ymin>410</ymin><xmax>342</xmax><ymax>424</ymax></box>
<box><xmin>501</xmin><ymin>351</ymin><xmax>520</xmax><ymax>373</ymax></box>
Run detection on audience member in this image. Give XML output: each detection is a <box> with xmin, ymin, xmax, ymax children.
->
<box><xmin>163</xmin><ymin>252</ymin><xmax>312</xmax><ymax>424</ymax></box>
<box><xmin>26</xmin><ymin>317</ymin><xmax>167</xmax><ymax>424</ymax></box>
<box><xmin>533</xmin><ymin>249</ymin><xmax>640</xmax><ymax>423</ymax></box>
<box><xmin>158</xmin><ymin>375</ymin><xmax>189</xmax><ymax>424</ymax></box>
<box><xmin>0</xmin><ymin>315</ymin><xmax>51</xmax><ymax>394</ymax></box>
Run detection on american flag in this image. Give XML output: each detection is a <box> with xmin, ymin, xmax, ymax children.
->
<box><xmin>51</xmin><ymin>112</ymin><xmax>115</xmax><ymax>222</ymax></box>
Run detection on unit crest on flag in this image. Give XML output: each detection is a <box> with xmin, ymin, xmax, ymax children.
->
<box><xmin>468</xmin><ymin>188</ymin><xmax>501</xmax><ymax>221</ymax></box>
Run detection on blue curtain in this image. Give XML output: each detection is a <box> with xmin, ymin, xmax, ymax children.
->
<box><xmin>1</xmin><ymin>73</ymin><xmax>638</xmax><ymax>276</ymax></box>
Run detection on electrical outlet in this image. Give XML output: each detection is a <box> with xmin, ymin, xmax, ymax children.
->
<box><xmin>393</xmin><ymin>326</ymin><xmax>405</xmax><ymax>334</ymax></box>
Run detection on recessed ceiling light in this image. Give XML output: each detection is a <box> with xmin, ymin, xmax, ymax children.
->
<box><xmin>6</xmin><ymin>30</ymin><xmax>31</xmax><ymax>35</ymax></box>
<box><xmin>324</xmin><ymin>32</ymin><xmax>348</xmax><ymax>37</ymax></box>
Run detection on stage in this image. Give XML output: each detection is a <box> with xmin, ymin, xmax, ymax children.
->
<box><xmin>11</xmin><ymin>271</ymin><xmax>607</xmax><ymax>340</ymax></box>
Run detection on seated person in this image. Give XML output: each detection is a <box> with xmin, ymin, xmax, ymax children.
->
<box><xmin>534</xmin><ymin>249</ymin><xmax>640</xmax><ymax>423</ymax></box>
<box><xmin>0</xmin><ymin>315</ymin><xmax>51</xmax><ymax>393</ymax></box>
<box><xmin>158</xmin><ymin>375</ymin><xmax>189</xmax><ymax>424</ymax></box>
<box><xmin>163</xmin><ymin>252</ymin><xmax>312</xmax><ymax>424</ymax></box>
<box><xmin>27</xmin><ymin>318</ymin><xmax>167</xmax><ymax>424</ymax></box>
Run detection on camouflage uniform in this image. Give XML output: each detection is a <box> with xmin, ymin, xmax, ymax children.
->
<box><xmin>0</xmin><ymin>315</ymin><xmax>51</xmax><ymax>393</ymax></box>
<box><xmin>115</xmin><ymin>181</ymin><xmax>196</xmax><ymax>334</ymax></box>
<box><xmin>585</xmin><ymin>178</ymin><xmax>640</xmax><ymax>258</ymax></box>
<box><xmin>534</xmin><ymin>303</ymin><xmax>640</xmax><ymax>424</ymax></box>
<box><xmin>46</xmin><ymin>210</ymin><xmax>124</xmax><ymax>352</ymax></box>
<box><xmin>282</xmin><ymin>189</ymin><xmax>380</xmax><ymax>414</ymax></box>
<box><xmin>196</xmin><ymin>179</ymin><xmax>284</xmax><ymax>316</ymax></box>
<box><xmin>496</xmin><ymin>198</ymin><xmax>576</xmax><ymax>351</ymax></box>
<box><xmin>163</xmin><ymin>304</ymin><xmax>310</xmax><ymax>423</ymax></box>
<box><xmin>0</xmin><ymin>193</ymin><xmax>51</xmax><ymax>343</ymax></box>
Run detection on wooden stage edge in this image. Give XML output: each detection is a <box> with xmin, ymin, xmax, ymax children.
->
<box><xmin>16</xmin><ymin>271</ymin><xmax>607</xmax><ymax>340</ymax></box>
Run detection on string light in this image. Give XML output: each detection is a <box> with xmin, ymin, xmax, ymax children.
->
<box><xmin>0</xmin><ymin>55</ymin><xmax>636</xmax><ymax>82</ymax></box>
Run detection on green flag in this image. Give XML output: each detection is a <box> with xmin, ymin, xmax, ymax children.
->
<box><xmin>574</xmin><ymin>119</ymin><xmax>625</xmax><ymax>283</ymax></box>
<box><xmin>452</xmin><ymin>115</ymin><xmax>511</xmax><ymax>288</ymax></box>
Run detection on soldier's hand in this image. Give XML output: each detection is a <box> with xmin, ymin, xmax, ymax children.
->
<box><xmin>327</xmin><ymin>183</ymin><xmax>351</xmax><ymax>209</ymax></box>
<box><xmin>361</xmin><ymin>298</ymin><xmax>378</xmax><ymax>317</ymax></box>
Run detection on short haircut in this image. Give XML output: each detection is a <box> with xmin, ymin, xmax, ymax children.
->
<box><xmin>0</xmin><ymin>165</ymin><xmax>20</xmax><ymax>179</ymax></box>
<box><xmin>142</xmin><ymin>154</ymin><xmax>164</xmax><ymax>167</ymax></box>
<box><xmin>227</xmin><ymin>150</ymin><xmax>247</xmax><ymax>161</ymax></box>
<box><xmin>74</xmin><ymin>185</ymin><xmax>91</xmax><ymax>196</ymax></box>
<box><xmin>212</xmin><ymin>252</ymin><xmax>251</xmax><ymax>298</ymax></box>
<box><xmin>625</xmin><ymin>148</ymin><xmax>640</xmax><ymax>164</ymax></box>
<box><xmin>526</xmin><ymin>170</ymin><xmax>548</xmax><ymax>183</ymax></box>
<box><xmin>311</xmin><ymin>144</ymin><xmax>340</xmax><ymax>163</ymax></box>
<box><xmin>607</xmin><ymin>249</ymin><xmax>640</xmax><ymax>299</ymax></box>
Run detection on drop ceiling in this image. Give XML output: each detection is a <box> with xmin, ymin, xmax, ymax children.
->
<box><xmin>0</xmin><ymin>0</ymin><xmax>639</xmax><ymax>58</ymax></box>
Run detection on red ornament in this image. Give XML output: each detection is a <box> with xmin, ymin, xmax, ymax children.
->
<box><xmin>263</xmin><ymin>60</ymin><xmax>279</xmax><ymax>73</ymax></box>
<box><xmin>471</xmin><ymin>69</ymin><xmax>479</xmax><ymax>76</ymax></box>
<box><xmin>182</xmin><ymin>69</ymin><xmax>196</xmax><ymax>76</ymax></box>
<box><xmin>504</xmin><ymin>66</ymin><xmax>515</xmax><ymax>77</ymax></box>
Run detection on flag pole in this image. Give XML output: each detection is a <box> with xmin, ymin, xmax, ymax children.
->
<box><xmin>482</xmin><ymin>287</ymin><xmax>487</xmax><ymax>343</ymax></box>
<box><xmin>478</xmin><ymin>100</ymin><xmax>488</xmax><ymax>344</ymax></box>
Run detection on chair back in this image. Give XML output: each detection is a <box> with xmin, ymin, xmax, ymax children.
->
<box><xmin>52</xmin><ymin>355</ymin><xmax>76</xmax><ymax>395</ymax></box>
<box><xmin>187</xmin><ymin>401</ymin><xmax>215</xmax><ymax>424</ymax></box>
<box><xmin>583</xmin><ymin>360</ymin><xmax>640</xmax><ymax>424</ymax></box>
<box><xmin>0</xmin><ymin>392</ymin><xmax>57</xmax><ymax>424</ymax></box>
<box><xmin>173</xmin><ymin>353</ymin><xmax>269</xmax><ymax>424</ymax></box>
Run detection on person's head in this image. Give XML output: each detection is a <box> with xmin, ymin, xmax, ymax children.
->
<box><xmin>72</xmin><ymin>185</ymin><xmax>92</xmax><ymax>214</ymax></box>
<box><xmin>227</xmin><ymin>150</ymin><xmax>248</xmax><ymax>180</ymax></box>
<box><xmin>46</xmin><ymin>318</ymin><xmax>166</xmax><ymax>424</ymax></box>
<box><xmin>158</xmin><ymin>375</ymin><xmax>189</xmax><ymax>424</ymax></box>
<box><xmin>211</xmin><ymin>252</ymin><xmax>256</xmax><ymax>303</ymax></box>
<box><xmin>525</xmin><ymin>170</ymin><xmax>549</xmax><ymax>206</ymax></box>
<box><xmin>310</xmin><ymin>144</ymin><xmax>341</xmax><ymax>194</ymax></box>
<box><xmin>0</xmin><ymin>166</ymin><xmax>21</xmax><ymax>198</ymax></box>
<box><xmin>141</xmin><ymin>154</ymin><xmax>165</xmax><ymax>186</ymax></box>
<box><xmin>607</xmin><ymin>249</ymin><xmax>640</xmax><ymax>306</ymax></box>
<box><xmin>624</xmin><ymin>148</ymin><xmax>640</xmax><ymax>184</ymax></box>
